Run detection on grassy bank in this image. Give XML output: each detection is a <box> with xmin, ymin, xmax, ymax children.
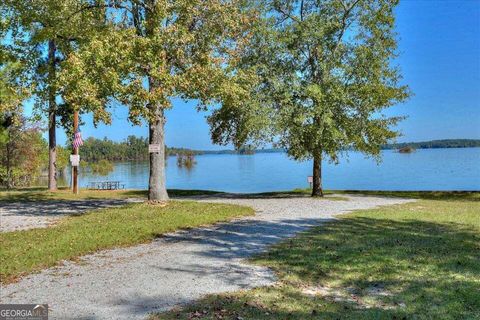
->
<box><xmin>155</xmin><ymin>193</ymin><xmax>480</xmax><ymax>319</ymax></box>
<box><xmin>3</xmin><ymin>187</ymin><xmax>478</xmax><ymax>202</ymax></box>
<box><xmin>0</xmin><ymin>201</ymin><xmax>253</xmax><ymax>283</ymax></box>
<box><xmin>0</xmin><ymin>187</ymin><xmax>225</xmax><ymax>202</ymax></box>
<box><xmin>292</xmin><ymin>188</ymin><xmax>480</xmax><ymax>201</ymax></box>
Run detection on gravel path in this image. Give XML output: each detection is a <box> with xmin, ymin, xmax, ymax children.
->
<box><xmin>0</xmin><ymin>199</ymin><xmax>141</xmax><ymax>232</ymax></box>
<box><xmin>0</xmin><ymin>194</ymin><xmax>414</xmax><ymax>319</ymax></box>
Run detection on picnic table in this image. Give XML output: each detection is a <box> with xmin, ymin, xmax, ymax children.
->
<box><xmin>88</xmin><ymin>181</ymin><xmax>125</xmax><ymax>190</ymax></box>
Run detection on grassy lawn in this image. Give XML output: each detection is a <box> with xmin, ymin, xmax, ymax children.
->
<box><xmin>4</xmin><ymin>187</ymin><xmax>474</xmax><ymax>202</ymax></box>
<box><xmin>0</xmin><ymin>201</ymin><xmax>253</xmax><ymax>283</ymax></box>
<box><xmin>0</xmin><ymin>187</ymin><xmax>227</xmax><ymax>202</ymax></box>
<box><xmin>155</xmin><ymin>193</ymin><xmax>480</xmax><ymax>319</ymax></box>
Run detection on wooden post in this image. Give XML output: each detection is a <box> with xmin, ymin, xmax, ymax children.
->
<box><xmin>73</xmin><ymin>110</ymin><xmax>79</xmax><ymax>194</ymax></box>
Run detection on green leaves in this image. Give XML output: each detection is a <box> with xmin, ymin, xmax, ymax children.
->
<box><xmin>3</xmin><ymin>0</ymin><xmax>410</xmax><ymax>170</ymax></box>
<box><xmin>213</xmin><ymin>0</ymin><xmax>410</xmax><ymax>161</ymax></box>
<box><xmin>54</xmin><ymin>0</ymin><xmax>261</xmax><ymax>131</ymax></box>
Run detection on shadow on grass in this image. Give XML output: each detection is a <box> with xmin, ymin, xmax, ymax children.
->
<box><xmin>0</xmin><ymin>188</ymin><xmax>148</xmax><ymax>202</ymax></box>
<box><xmin>1</xmin><ymin>187</ymin><xmax>478</xmax><ymax>202</ymax></box>
<box><xmin>290</xmin><ymin>189</ymin><xmax>480</xmax><ymax>202</ymax></box>
<box><xmin>0</xmin><ymin>189</ymin><xmax>223</xmax><ymax>203</ymax></box>
<box><xmin>155</xmin><ymin>214</ymin><xmax>480</xmax><ymax>319</ymax></box>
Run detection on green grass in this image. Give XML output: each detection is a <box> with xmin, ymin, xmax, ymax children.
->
<box><xmin>155</xmin><ymin>192</ymin><xmax>480</xmax><ymax>320</ymax></box>
<box><xmin>5</xmin><ymin>187</ymin><xmax>476</xmax><ymax>202</ymax></box>
<box><xmin>0</xmin><ymin>187</ymin><xmax>226</xmax><ymax>202</ymax></box>
<box><xmin>0</xmin><ymin>201</ymin><xmax>253</xmax><ymax>283</ymax></box>
<box><xmin>293</xmin><ymin>188</ymin><xmax>480</xmax><ymax>201</ymax></box>
<box><xmin>0</xmin><ymin>187</ymin><xmax>147</xmax><ymax>202</ymax></box>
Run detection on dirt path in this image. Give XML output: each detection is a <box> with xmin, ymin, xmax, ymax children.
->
<box><xmin>0</xmin><ymin>195</ymin><xmax>414</xmax><ymax>319</ymax></box>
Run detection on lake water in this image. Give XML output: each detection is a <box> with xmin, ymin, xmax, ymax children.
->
<box><xmin>72</xmin><ymin>148</ymin><xmax>480</xmax><ymax>192</ymax></box>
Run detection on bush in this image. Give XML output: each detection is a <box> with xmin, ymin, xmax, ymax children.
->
<box><xmin>88</xmin><ymin>159</ymin><xmax>114</xmax><ymax>176</ymax></box>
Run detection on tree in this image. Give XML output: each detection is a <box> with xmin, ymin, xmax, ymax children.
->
<box><xmin>0</xmin><ymin>113</ymin><xmax>46</xmax><ymax>188</ymax></box>
<box><xmin>1</xmin><ymin>0</ymin><xmax>106</xmax><ymax>191</ymax></box>
<box><xmin>210</xmin><ymin>0</ymin><xmax>410</xmax><ymax>196</ymax></box>
<box><xmin>59</xmin><ymin>0</ymin><xmax>258</xmax><ymax>201</ymax></box>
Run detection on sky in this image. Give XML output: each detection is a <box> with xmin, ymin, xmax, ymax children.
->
<box><xmin>28</xmin><ymin>0</ymin><xmax>480</xmax><ymax>149</ymax></box>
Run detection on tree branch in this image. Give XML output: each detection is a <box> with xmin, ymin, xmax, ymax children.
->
<box><xmin>274</xmin><ymin>4</ymin><xmax>300</xmax><ymax>23</ymax></box>
<box><xmin>300</xmin><ymin>0</ymin><xmax>305</xmax><ymax>21</ymax></box>
<box><xmin>66</xmin><ymin>1</ymin><xmax>134</xmax><ymax>22</ymax></box>
<box><xmin>332</xmin><ymin>0</ymin><xmax>361</xmax><ymax>56</ymax></box>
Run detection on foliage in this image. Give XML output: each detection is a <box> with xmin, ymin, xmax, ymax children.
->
<box><xmin>0</xmin><ymin>115</ymin><xmax>46</xmax><ymax>188</ymax></box>
<box><xmin>272</xmin><ymin>0</ymin><xmax>411</xmax><ymax>162</ymax></box>
<box><xmin>383</xmin><ymin>139</ymin><xmax>480</xmax><ymax>150</ymax></box>
<box><xmin>0</xmin><ymin>16</ymin><xmax>30</xmax><ymax>117</ymax></box>
<box><xmin>58</xmin><ymin>0</ymin><xmax>258</xmax><ymax>123</ymax></box>
<box><xmin>0</xmin><ymin>200</ymin><xmax>254</xmax><ymax>283</ymax></box>
<box><xmin>80</xmin><ymin>135</ymin><xmax>270</xmax><ymax>161</ymax></box>
<box><xmin>79</xmin><ymin>136</ymin><xmax>260</xmax><ymax>162</ymax></box>
<box><xmin>176</xmin><ymin>151</ymin><xmax>196</xmax><ymax>169</ymax></box>
<box><xmin>398</xmin><ymin>146</ymin><xmax>415</xmax><ymax>153</ymax></box>
<box><xmin>1</xmin><ymin>0</ymin><xmax>107</xmax><ymax>127</ymax></box>
<box><xmin>55</xmin><ymin>145</ymin><xmax>70</xmax><ymax>173</ymax></box>
<box><xmin>0</xmin><ymin>62</ymin><xmax>29</xmax><ymax>118</ymax></box>
<box><xmin>87</xmin><ymin>159</ymin><xmax>114</xmax><ymax>176</ymax></box>
<box><xmin>80</xmin><ymin>136</ymin><xmax>150</xmax><ymax>162</ymax></box>
<box><xmin>156</xmin><ymin>194</ymin><xmax>480</xmax><ymax>319</ymax></box>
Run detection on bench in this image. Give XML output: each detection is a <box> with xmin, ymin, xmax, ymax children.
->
<box><xmin>88</xmin><ymin>181</ymin><xmax>125</xmax><ymax>190</ymax></box>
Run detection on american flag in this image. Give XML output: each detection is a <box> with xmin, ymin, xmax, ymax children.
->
<box><xmin>72</xmin><ymin>130</ymin><xmax>84</xmax><ymax>149</ymax></box>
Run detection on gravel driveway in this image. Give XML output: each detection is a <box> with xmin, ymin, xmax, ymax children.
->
<box><xmin>0</xmin><ymin>194</ymin><xmax>413</xmax><ymax>319</ymax></box>
<box><xmin>0</xmin><ymin>199</ymin><xmax>141</xmax><ymax>232</ymax></box>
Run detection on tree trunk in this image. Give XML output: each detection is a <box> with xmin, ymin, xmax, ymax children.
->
<box><xmin>47</xmin><ymin>39</ymin><xmax>57</xmax><ymax>191</ymax></box>
<box><xmin>311</xmin><ymin>152</ymin><xmax>323</xmax><ymax>197</ymax></box>
<box><xmin>148</xmin><ymin>93</ymin><xmax>169</xmax><ymax>201</ymax></box>
<box><xmin>6</xmin><ymin>132</ymin><xmax>12</xmax><ymax>190</ymax></box>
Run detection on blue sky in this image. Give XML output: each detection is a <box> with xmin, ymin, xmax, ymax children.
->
<box><xmin>30</xmin><ymin>0</ymin><xmax>480</xmax><ymax>149</ymax></box>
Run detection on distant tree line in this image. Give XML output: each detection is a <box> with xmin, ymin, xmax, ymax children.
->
<box><xmin>382</xmin><ymin>139</ymin><xmax>480</xmax><ymax>150</ymax></box>
<box><xmin>80</xmin><ymin>136</ymin><xmax>208</xmax><ymax>162</ymax></box>
<box><xmin>81</xmin><ymin>136</ymin><xmax>149</xmax><ymax>162</ymax></box>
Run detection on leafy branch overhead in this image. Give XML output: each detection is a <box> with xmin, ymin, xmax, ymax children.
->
<box><xmin>58</xmin><ymin>0</ymin><xmax>260</xmax><ymax>125</ymax></box>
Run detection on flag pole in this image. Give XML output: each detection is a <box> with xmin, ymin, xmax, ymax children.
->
<box><xmin>73</xmin><ymin>110</ymin><xmax>79</xmax><ymax>194</ymax></box>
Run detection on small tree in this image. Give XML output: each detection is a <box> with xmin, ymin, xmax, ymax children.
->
<box><xmin>211</xmin><ymin>0</ymin><xmax>410</xmax><ymax>196</ymax></box>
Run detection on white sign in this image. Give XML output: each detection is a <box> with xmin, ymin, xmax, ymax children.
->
<box><xmin>307</xmin><ymin>176</ymin><xmax>313</xmax><ymax>183</ymax></box>
<box><xmin>70</xmin><ymin>155</ymin><xmax>80</xmax><ymax>166</ymax></box>
<box><xmin>149</xmin><ymin>144</ymin><xmax>161</xmax><ymax>153</ymax></box>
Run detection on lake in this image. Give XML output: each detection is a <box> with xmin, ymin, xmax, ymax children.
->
<box><xmin>71</xmin><ymin>147</ymin><xmax>480</xmax><ymax>192</ymax></box>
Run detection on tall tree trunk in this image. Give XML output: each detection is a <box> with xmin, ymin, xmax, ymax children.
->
<box><xmin>311</xmin><ymin>152</ymin><xmax>323</xmax><ymax>197</ymax></box>
<box><xmin>47</xmin><ymin>39</ymin><xmax>57</xmax><ymax>191</ymax></box>
<box><xmin>148</xmin><ymin>80</ymin><xmax>169</xmax><ymax>201</ymax></box>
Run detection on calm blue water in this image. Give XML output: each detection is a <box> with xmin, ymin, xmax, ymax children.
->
<box><xmin>76</xmin><ymin>148</ymin><xmax>480</xmax><ymax>192</ymax></box>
